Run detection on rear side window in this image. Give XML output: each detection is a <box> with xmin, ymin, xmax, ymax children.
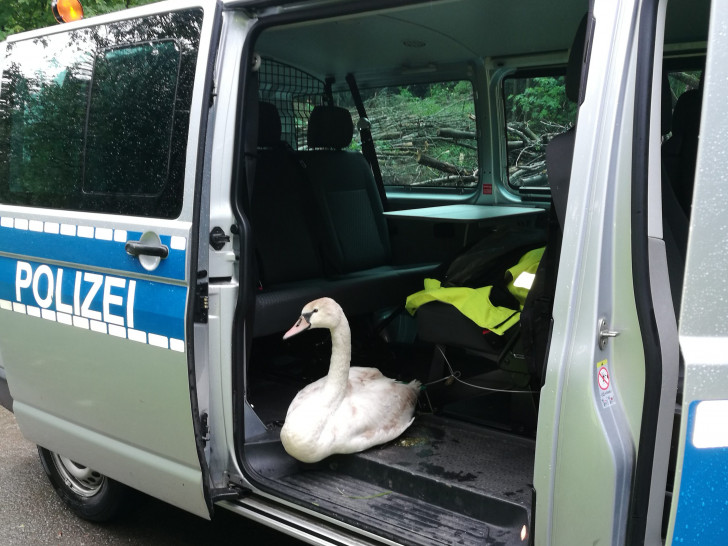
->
<box><xmin>257</xmin><ymin>58</ymin><xmax>478</xmax><ymax>189</ymax></box>
<box><xmin>336</xmin><ymin>81</ymin><xmax>478</xmax><ymax>188</ymax></box>
<box><xmin>503</xmin><ymin>73</ymin><xmax>577</xmax><ymax>192</ymax></box>
<box><xmin>0</xmin><ymin>10</ymin><xmax>202</xmax><ymax>218</ymax></box>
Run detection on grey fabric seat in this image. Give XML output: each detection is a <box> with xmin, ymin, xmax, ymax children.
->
<box><xmin>662</xmin><ymin>88</ymin><xmax>702</xmax><ymax>218</ymax></box>
<box><xmin>660</xmin><ymin>81</ymin><xmax>701</xmax><ymax>315</ymax></box>
<box><xmin>251</xmin><ymin>103</ymin><xmax>435</xmax><ymax>337</ymax></box>
<box><xmin>298</xmin><ymin>106</ymin><xmax>392</xmax><ymax>274</ymax></box>
<box><xmin>251</xmin><ymin>102</ymin><xmax>325</xmax><ymax>285</ymax></box>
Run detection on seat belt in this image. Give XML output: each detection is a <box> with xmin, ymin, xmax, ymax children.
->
<box><xmin>345</xmin><ymin>73</ymin><xmax>388</xmax><ymax>211</ymax></box>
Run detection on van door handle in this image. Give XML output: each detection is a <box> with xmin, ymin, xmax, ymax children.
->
<box><xmin>125</xmin><ymin>240</ymin><xmax>169</xmax><ymax>259</ymax></box>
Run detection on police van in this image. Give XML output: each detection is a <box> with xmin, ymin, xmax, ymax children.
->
<box><xmin>0</xmin><ymin>0</ymin><xmax>725</xmax><ymax>543</ymax></box>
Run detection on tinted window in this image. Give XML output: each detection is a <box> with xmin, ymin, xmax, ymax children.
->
<box><xmin>85</xmin><ymin>41</ymin><xmax>180</xmax><ymax>197</ymax></box>
<box><xmin>335</xmin><ymin>81</ymin><xmax>478</xmax><ymax>188</ymax></box>
<box><xmin>257</xmin><ymin>59</ymin><xmax>478</xmax><ymax>189</ymax></box>
<box><xmin>503</xmin><ymin>74</ymin><xmax>577</xmax><ymax>191</ymax></box>
<box><xmin>0</xmin><ymin>9</ymin><xmax>202</xmax><ymax>218</ymax></box>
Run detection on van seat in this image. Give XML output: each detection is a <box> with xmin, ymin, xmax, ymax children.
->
<box><xmin>251</xmin><ymin>102</ymin><xmax>324</xmax><ymax>285</ymax></box>
<box><xmin>251</xmin><ymin>103</ymin><xmax>435</xmax><ymax>337</ymax></box>
<box><xmin>298</xmin><ymin>105</ymin><xmax>391</xmax><ymax>273</ymax></box>
<box><xmin>662</xmin><ymin>88</ymin><xmax>702</xmax><ymax>218</ymax></box>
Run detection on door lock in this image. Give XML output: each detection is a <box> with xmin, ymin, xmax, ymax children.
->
<box><xmin>209</xmin><ymin>226</ymin><xmax>230</xmax><ymax>250</ymax></box>
<box><xmin>598</xmin><ymin>318</ymin><xmax>619</xmax><ymax>350</ymax></box>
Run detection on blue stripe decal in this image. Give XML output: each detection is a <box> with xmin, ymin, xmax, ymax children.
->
<box><xmin>672</xmin><ymin>400</ymin><xmax>728</xmax><ymax>544</ymax></box>
<box><xmin>0</xmin><ymin>217</ymin><xmax>186</xmax><ymax>282</ymax></box>
<box><xmin>0</xmin><ymin>223</ymin><xmax>187</xmax><ymax>352</ymax></box>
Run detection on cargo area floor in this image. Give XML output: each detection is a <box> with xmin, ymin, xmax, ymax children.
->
<box><xmin>246</xmin><ymin>413</ymin><xmax>534</xmax><ymax>545</ymax></box>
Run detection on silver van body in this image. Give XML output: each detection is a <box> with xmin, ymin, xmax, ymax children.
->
<box><xmin>0</xmin><ymin>0</ymin><xmax>725</xmax><ymax>544</ymax></box>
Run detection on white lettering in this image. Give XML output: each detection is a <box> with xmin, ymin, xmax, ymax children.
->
<box><xmin>127</xmin><ymin>280</ymin><xmax>136</xmax><ymax>329</ymax></box>
<box><xmin>73</xmin><ymin>271</ymin><xmax>82</xmax><ymax>315</ymax></box>
<box><xmin>15</xmin><ymin>262</ymin><xmax>140</xmax><ymax>333</ymax></box>
<box><xmin>55</xmin><ymin>268</ymin><xmax>73</xmax><ymax>314</ymax></box>
<box><xmin>15</xmin><ymin>261</ymin><xmax>32</xmax><ymax>301</ymax></box>
<box><xmin>32</xmin><ymin>265</ymin><xmax>54</xmax><ymax>309</ymax></box>
<box><xmin>81</xmin><ymin>272</ymin><xmax>103</xmax><ymax>321</ymax></box>
<box><xmin>103</xmin><ymin>276</ymin><xmax>126</xmax><ymax>326</ymax></box>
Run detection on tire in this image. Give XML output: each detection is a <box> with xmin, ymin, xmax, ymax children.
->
<box><xmin>37</xmin><ymin>446</ymin><xmax>131</xmax><ymax>522</ymax></box>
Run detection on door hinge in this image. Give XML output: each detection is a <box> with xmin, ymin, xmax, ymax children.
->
<box><xmin>194</xmin><ymin>271</ymin><xmax>209</xmax><ymax>323</ymax></box>
<box><xmin>598</xmin><ymin>318</ymin><xmax>619</xmax><ymax>350</ymax></box>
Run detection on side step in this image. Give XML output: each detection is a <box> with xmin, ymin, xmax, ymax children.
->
<box><xmin>331</xmin><ymin>415</ymin><xmax>534</xmax><ymax>527</ymax></box>
<box><xmin>280</xmin><ymin>471</ymin><xmax>520</xmax><ymax>546</ymax></box>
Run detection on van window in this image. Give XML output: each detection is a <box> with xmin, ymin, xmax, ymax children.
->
<box><xmin>336</xmin><ymin>81</ymin><xmax>478</xmax><ymax>188</ymax></box>
<box><xmin>256</xmin><ymin>58</ymin><xmax>478</xmax><ymax>189</ymax></box>
<box><xmin>258</xmin><ymin>58</ymin><xmax>325</xmax><ymax>150</ymax></box>
<box><xmin>0</xmin><ymin>10</ymin><xmax>202</xmax><ymax>218</ymax></box>
<box><xmin>503</xmin><ymin>73</ymin><xmax>577</xmax><ymax>191</ymax></box>
<box><xmin>84</xmin><ymin>41</ymin><xmax>181</xmax><ymax>197</ymax></box>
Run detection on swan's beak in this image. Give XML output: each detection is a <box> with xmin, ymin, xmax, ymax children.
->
<box><xmin>283</xmin><ymin>314</ymin><xmax>311</xmax><ymax>340</ymax></box>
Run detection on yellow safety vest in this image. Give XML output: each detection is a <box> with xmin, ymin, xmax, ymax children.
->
<box><xmin>405</xmin><ymin>247</ymin><xmax>544</xmax><ymax>336</ymax></box>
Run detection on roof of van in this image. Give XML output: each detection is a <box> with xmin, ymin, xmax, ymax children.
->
<box><xmin>251</xmin><ymin>0</ymin><xmax>710</xmax><ymax>83</ymax></box>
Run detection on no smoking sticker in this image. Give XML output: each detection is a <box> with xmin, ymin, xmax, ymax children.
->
<box><xmin>598</xmin><ymin>367</ymin><xmax>610</xmax><ymax>390</ymax></box>
<box><xmin>596</xmin><ymin>359</ymin><xmax>615</xmax><ymax>408</ymax></box>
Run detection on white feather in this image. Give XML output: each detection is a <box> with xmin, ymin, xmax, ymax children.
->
<box><xmin>280</xmin><ymin>298</ymin><xmax>420</xmax><ymax>463</ymax></box>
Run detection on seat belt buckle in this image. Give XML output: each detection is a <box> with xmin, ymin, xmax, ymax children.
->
<box><xmin>356</xmin><ymin>117</ymin><xmax>371</xmax><ymax>132</ymax></box>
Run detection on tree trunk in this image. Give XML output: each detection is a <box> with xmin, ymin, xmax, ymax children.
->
<box><xmin>415</xmin><ymin>152</ymin><xmax>472</xmax><ymax>176</ymax></box>
<box><xmin>437</xmin><ymin>128</ymin><xmax>476</xmax><ymax>140</ymax></box>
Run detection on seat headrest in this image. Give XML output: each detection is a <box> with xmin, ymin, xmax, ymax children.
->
<box><xmin>565</xmin><ymin>14</ymin><xmax>589</xmax><ymax>103</ymax></box>
<box><xmin>258</xmin><ymin>101</ymin><xmax>282</xmax><ymax>147</ymax></box>
<box><xmin>671</xmin><ymin>88</ymin><xmax>702</xmax><ymax>136</ymax></box>
<box><xmin>307</xmin><ymin>105</ymin><xmax>354</xmax><ymax>149</ymax></box>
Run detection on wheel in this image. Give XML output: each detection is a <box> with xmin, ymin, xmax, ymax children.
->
<box><xmin>37</xmin><ymin>446</ymin><xmax>131</xmax><ymax>522</ymax></box>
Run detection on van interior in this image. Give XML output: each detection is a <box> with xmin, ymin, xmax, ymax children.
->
<box><xmin>235</xmin><ymin>0</ymin><xmax>710</xmax><ymax>543</ymax></box>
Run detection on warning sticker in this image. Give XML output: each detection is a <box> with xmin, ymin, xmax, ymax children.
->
<box><xmin>598</xmin><ymin>367</ymin><xmax>610</xmax><ymax>390</ymax></box>
<box><xmin>596</xmin><ymin>359</ymin><xmax>615</xmax><ymax>408</ymax></box>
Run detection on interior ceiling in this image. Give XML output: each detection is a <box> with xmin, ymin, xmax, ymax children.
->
<box><xmin>255</xmin><ymin>0</ymin><xmax>709</xmax><ymax>81</ymax></box>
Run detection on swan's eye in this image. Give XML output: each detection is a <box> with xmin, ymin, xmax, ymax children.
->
<box><xmin>312</xmin><ymin>308</ymin><xmax>318</xmax><ymax>313</ymax></box>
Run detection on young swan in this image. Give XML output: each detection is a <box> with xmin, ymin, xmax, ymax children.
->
<box><xmin>280</xmin><ymin>297</ymin><xmax>421</xmax><ymax>463</ymax></box>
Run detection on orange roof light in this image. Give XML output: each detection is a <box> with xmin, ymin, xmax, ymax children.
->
<box><xmin>52</xmin><ymin>0</ymin><xmax>84</xmax><ymax>24</ymax></box>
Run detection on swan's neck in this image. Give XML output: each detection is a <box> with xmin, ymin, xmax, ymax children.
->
<box><xmin>324</xmin><ymin>316</ymin><xmax>351</xmax><ymax>402</ymax></box>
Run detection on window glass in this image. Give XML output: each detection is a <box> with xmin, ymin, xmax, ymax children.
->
<box><xmin>258</xmin><ymin>58</ymin><xmax>325</xmax><ymax>150</ymax></box>
<box><xmin>336</xmin><ymin>81</ymin><xmax>478</xmax><ymax>188</ymax></box>
<box><xmin>503</xmin><ymin>74</ymin><xmax>577</xmax><ymax>191</ymax></box>
<box><xmin>664</xmin><ymin>68</ymin><xmax>702</xmax><ymax>138</ymax></box>
<box><xmin>0</xmin><ymin>10</ymin><xmax>202</xmax><ymax>218</ymax></box>
<box><xmin>84</xmin><ymin>41</ymin><xmax>180</xmax><ymax>196</ymax></box>
<box><xmin>256</xmin><ymin>62</ymin><xmax>477</xmax><ymax>189</ymax></box>
<box><xmin>666</xmin><ymin>69</ymin><xmax>701</xmax><ymax>104</ymax></box>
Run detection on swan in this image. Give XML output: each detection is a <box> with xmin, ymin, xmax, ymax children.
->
<box><xmin>279</xmin><ymin>297</ymin><xmax>421</xmax><ymax>463</ymax></box>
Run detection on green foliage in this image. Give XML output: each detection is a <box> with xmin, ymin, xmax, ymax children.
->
<box><xmin>507</xmin><ymin>77</ymin><xmax>576</xmax><ymax>128</ymax></box>
<box><xmin>503</xmin><ymin>76</ymin><xmax>577</xmax><ymax>188</ymax></box>
<box><xmin>0</xmin><ymin>0</ymin><xmax>161</xmax><ymax>40</ymax></box>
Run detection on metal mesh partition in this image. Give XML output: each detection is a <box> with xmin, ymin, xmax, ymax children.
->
<box><xmin>258</xmin><ymin>58</ymin><xmax>325</xmax><ymax>149</ymax></box>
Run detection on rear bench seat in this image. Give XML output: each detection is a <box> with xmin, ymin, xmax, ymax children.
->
<box><xmin>251</xmin><ymin>103</ymin><xmax>436</xmax><ymax>337</ymax></box>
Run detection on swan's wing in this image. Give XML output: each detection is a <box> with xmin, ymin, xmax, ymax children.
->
<box><xmin>348</xmin><ymin>367</ymin><xmax>384</xmax><ymax>384</ymax></box>
<box><xmin>332</xmin><ymin>378</ymin><xmax>420</xmax><ymax>453</ymax></box>
<box><xmin>284</xmin><ymin>376</ymin><xmax>326</xmax><ymax>418</ymax></box>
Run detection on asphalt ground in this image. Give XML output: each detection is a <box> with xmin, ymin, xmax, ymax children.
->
<box><xmin>0</xmin><ymin>406</ymin><xmax>305</xmax><ymax>545</ymax></box>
